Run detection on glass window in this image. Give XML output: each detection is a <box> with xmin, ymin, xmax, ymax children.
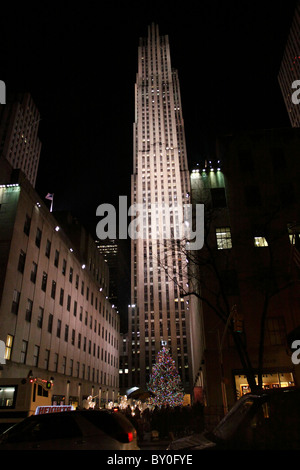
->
<box><xmin>5</xmin><ymin>335</ymin><xmax>13</xmax><ymax>360</ymax></box>
<box><xmin>11</xmin><ymin>290</ymin><xmax>20</xmax><ymax>314</ymax></box>
<box><xmin>0</xmin><ymin>386</ymin><xmax>17</xmax><ymax>408</ymax></box>
<box><xmin>57</xmin><ymin>320</ymin><xmax>61</xmax><ymax>338</ymax></box>
<box><xmin>23</xmin><ymin>214</ymin><xmax>31</xmax><ymax>236</ymax></box>
<box><xmin>47</xmin><ymin>314</ymin><xmax>53</xmax><ymax>333</ymax></box>
<box><xmin>25</xmin><ymin>299</ymin><xmax>33</xmax><ymax>322</ymax></box>
<box><xmin>51</xmin><ymin>281</ymin><xmax>56</xmax><ymax>299</ymax></box>
<box><xmin>216</xmin><ymin>227</ymin><xmax>232</xmax><ymax>249</ymax></box>
<box><xmin>37</xmin><ymin>307</ymin><xmax>44</xmax><ymax>328</ymax></box>
<box><xmin>17</xmin><ymin>250</ymin><xmax>26</xmax><ymax>273</ymax></box>
<box><xmin>62</xmin><ymin>259</ymin><xmax>66</xmax><ymax>275</ymax></box>
<box><xmin>33</xmin><ymin>345</ymin><xmax>40</xmax><ymax>367</ymax></box>
<box><xmin>35</xmin><ymin>228</ymin><xmax>42</xmax><ymax>248</ymax></box>
<box><xmin>59</xmin><ymin>288</ymin><xmax>64</xmax><ymax>306</ymax></box>
<box><xmin>45</xmin><ymin>239</ymin><xmax>51</xmax><ymax>258</ymax></box>
<box><xmin>254</xmin><ymin>236</ymin><xmax>268</xmax><ymax>247</ymax></box>
<box><xmin>41</xmin><ymin>272</ymin><xmax>47</xmax><ymax>292</ymax></box>
<box><xmin>30</xmin><ymin>262</ymin><xmax>37</xmax><ymax>283</ymax></box>
<box><xmin>20</xmin><ymin>340</ymin><xmax>28</xmax><ymax>364</ymax></box>
<box><xmin>54</xmin><ymin>250</ymin><xmax>59</xmax><ymax>267</ymax></box>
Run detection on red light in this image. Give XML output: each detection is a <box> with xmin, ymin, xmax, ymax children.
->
<box><xmin>127</xmin><ymin>432</ymin><xmax>133</xmax><ymax>442</ymax></box>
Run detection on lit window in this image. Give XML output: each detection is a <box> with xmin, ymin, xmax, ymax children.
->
<box><xmin>0</xmin><ymin>386</ymin><xmax>16</xmax><ymax>407</ymax></box>
<box><xmin>254</xmin><ymin>236</ymin><xmax>268</xmax><ymax>247</ymax></box>
<box><xmin>216</xmin><ymin>227</ymin><xmax>232</xmax><ymax>249</ymax></box>
<box><xmin>5</xmin><ymin>335</ymin><xmax>13</xmax><ymax>360</ymax></box>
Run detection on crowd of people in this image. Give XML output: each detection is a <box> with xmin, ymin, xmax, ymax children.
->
<box><xmin>121</xmin><ymin>402</ymin><xmax>205</xmax><ymax>441</ymax></box>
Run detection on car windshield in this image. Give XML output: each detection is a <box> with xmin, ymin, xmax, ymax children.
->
<box><xmin>212</xmin><ymin>398</ymin><xmax>255</xmax><ymax>442</ymax></box>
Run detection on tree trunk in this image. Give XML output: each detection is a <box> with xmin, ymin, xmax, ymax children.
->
<box><xmin>232</xmin><ymin>331</ymin><xmax>258</xmax><ymax>392</ymax></box>
<box><xmin>257</xmin><ymin>292</ymin><xmax>270</xmax><ymax>390</ymax></box>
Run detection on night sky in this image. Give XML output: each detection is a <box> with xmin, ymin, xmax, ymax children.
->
<box><xmin>1</xmin><ymin>0</ymin><xmax>297</xmax><ymax>234</ymax></box>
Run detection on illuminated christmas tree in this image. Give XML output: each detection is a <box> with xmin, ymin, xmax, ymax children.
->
<box><xmin>147</xmin><ymin>345</ymin><xmax>184</xmax><ymax>408</ymax></box>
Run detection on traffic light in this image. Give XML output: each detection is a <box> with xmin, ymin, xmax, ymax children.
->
<box><xmin>46</xmin><ymin>381</ymin><xmax>52</xmax><ymax>390</ymax></box>
<box><xmin>234</xmin><ymin>316</ymin><xmax>243</xmax><ymax>333</ymax></box>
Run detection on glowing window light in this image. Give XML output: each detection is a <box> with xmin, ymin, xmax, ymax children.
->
<box><xmin>254</xmin><ymin>236</ymin><xmax>268</xmax><ymax>247</ymax></box>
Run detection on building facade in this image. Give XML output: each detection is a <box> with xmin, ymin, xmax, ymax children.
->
<box><xmin>0</xmin><ymin>162</ymin><xmax>120</xmax><ymax>407</ymax></box>
<box><xmin>96</xmin><ymin>238</ymin><xmax>130</xmax><ymax>333</ymax></box>
<box><xmin>127</xmin><ymin>24</ymin><xmax>193</xmax><ymax>396</ymax></box>
<box><xmin>0</xmin><ymin>93</ymin><xmax>41</xmax><ymax>187</ymax></box>
<box><xmin>190</xmin><ymin>128</ymin><xmax>300</xmax><ymax>421</ymax></box>
<box><xmin>278</xmin><ymin>0</ymin><xmax>300</xmax><ymax>127</ymax></box>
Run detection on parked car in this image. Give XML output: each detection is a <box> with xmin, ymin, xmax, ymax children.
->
<box><xmin>0</xmin><ymin>409</ymin><xmax>139</xmax><ymax>450</ymax></box>
<box><xmin>168</xmin><ymin>387</ymin><xmax>300</xmax><ymax>450</ymax></box>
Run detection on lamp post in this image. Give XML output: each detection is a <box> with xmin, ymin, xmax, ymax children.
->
<box><xmin>66</xmin><ymin>380</ymin><xmax>70</xmax><ymax>405</ymax></box>
<box><xmin>78</xmin><ymin>383</ymin><xmax>82</xmax><ymax>407</ymax></box>
<box><xmin>218</xmin><ymin>305</ymin><xmax>237</xmax><ymax>415</ymax></box>
<box><xmin>99</xmin><ymin>387</ymin><xmax>102</xmax><ymax>408</ymax></box>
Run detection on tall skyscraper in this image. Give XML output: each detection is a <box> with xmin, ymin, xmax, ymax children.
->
<box><xmin>278</xmin><ymin>0</ymin><xmax>300</xmax><ymax>127</ymax></box>
<box><xmin>127</xmin><ymin>24</ymin><xmax>192</xmax><ymax>394</ymax></box>
<box><xmin>0</xmin><ymin>92</ymin><xmax>41</xmax><ymax>187</ymax></box>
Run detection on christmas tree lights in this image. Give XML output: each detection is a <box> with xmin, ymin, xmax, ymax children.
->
<box><xmin>147</xmin><ymin>346</ymin><xmax>184</xmax><ymax>408</ymax></box>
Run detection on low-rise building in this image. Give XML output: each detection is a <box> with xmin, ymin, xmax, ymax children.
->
<box><xmin>0</xmin><ymin>160</ymin><xmax>120</xmax><ymax>407</ymax></box>
<box><xmin>190</xmin><ymin>128</ymin><xmax>300</xmax><ymax>421</ymax></box>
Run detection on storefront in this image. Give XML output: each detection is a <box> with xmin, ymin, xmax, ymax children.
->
<box><xmin>52</xmin><ymin>395</ymin><xmax>66</xmax><ymax>406</ymax></box>
<box><xmin>234</xmin><ymin>371</ymin><xmax>295</xmax><ymax>398</ymax></box>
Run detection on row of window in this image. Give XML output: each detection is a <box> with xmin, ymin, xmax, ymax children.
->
<box><xmin>215</xmin><ymin>226</ymin><xmax>299</xmax><ymax>250</ymax></box>
<box><xmin>17</xmin><ymin>246</ymin><xmax>118</xmax><ymax>330</ymax></box>
<box><xmin>216</xmin><ymin>227</ymin><xmax>269</xmax><ymax>250</ymax></box>
<box><xmin>4</xmin><ymin>334</ymin><xmax>118</xmax><ymax>387</ymax></box>
<box><xmin>23</xmin><ymin>213</ymin><xmax>107</xmax><ymax>289</ymax></box>
<box><xmin>12</xmin><ymin>291</ymin><xmax>119</xmax><ymax>352</ymax></box>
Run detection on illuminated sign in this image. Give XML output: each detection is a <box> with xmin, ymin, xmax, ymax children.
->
<box><xmin>35</xmin><ymin>405</ymin><xmax>74</xmax><ymax>415</ymax></box>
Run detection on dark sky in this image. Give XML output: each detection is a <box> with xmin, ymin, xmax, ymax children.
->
<box><xmin>1</xmin><ymin>0</ymin><xmax>297</xmax><ymax>234</ymax></box>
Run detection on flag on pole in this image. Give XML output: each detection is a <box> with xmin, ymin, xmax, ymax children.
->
<box><xmin>45</xmin><ymin>193</ymin><xmax>54</xmax><ymax>212</ymax></box>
